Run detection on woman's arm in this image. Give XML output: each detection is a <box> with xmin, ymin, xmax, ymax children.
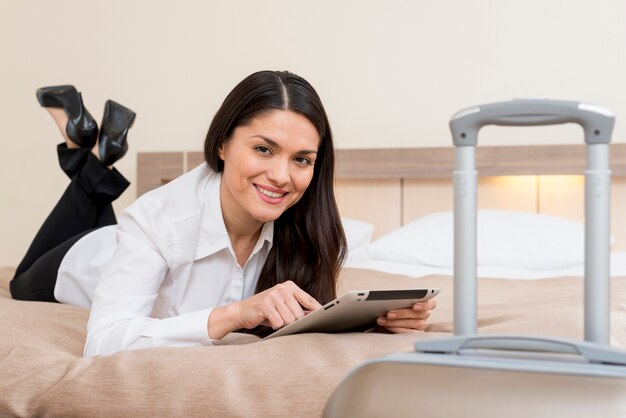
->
<box><xmin>84</xmin><ymin>228</ymin><xmax>214</xmax><ymax>357</ymax></box>
<box><xmin>83</xmin><ymin>196</ymin><xmax>215</xmax><ymax>357</ymax></box>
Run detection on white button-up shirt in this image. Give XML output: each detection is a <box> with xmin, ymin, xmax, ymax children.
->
<box><xmin>55</xmin><ymin>164</ymin><xmax>273</xmax><ymax>357</ymax></box>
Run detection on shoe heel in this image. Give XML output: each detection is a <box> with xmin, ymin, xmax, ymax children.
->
<box><xmin>104</xmin><ymin>100</ymin><xmax>136</xmax><ymax>133</ymax></box>
<box><xmin>98</xmin><ymin>100</ymin><xmax>136</xmax><ymax>166</ymax></box>
<box><xmin>66</xmin><ymin>92</ymin><xmax>98</xmax><ymax>146</ymax></box>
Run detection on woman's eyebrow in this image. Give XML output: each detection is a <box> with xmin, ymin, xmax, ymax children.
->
<box><xmin>251</xmin><ymin>135</ymin><xmax>318</xmax><ymax>155</ymax></box>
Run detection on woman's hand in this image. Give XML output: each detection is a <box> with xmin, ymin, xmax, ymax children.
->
<box><xmin>375</xmin><ymin>298</ymin><xmax>437</xmax><ymax>333</ymax></box>
<box><xmin>208</xmin><ymin>280</ymin><xmax>322</xmax><ymax>340</ymax></box>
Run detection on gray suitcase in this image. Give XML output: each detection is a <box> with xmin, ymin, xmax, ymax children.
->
<box><xmin>324</xmin><ymin>99</ymin><xmax>626</xmax><ymax>418</ymax></box>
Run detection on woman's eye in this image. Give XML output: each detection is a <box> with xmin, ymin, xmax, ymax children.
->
<box><xmin>294</xmin><ymin>156</ymin><xmax>312</xmax><ymax>165</ymax></box>
<box><xmin>255</xmin><ymin>146</ymin><xmax>272</xmax><ymax>155</ymax></box>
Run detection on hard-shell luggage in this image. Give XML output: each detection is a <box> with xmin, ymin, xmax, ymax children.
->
<box><xmin>324</xmin><ymin>99</ymin><xmax>626</xmax><ymax>418</ymax></box>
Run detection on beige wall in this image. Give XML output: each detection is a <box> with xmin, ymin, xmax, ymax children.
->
<box><xmin>1</xmin><ymin>0</ymin><xmax>626</xmax><ymax>265</ymax></box>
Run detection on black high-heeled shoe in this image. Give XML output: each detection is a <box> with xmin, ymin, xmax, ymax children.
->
<box><xmin>36</xmin><ymin>85</ymin><xmax>98</xmax><ymax>148</ymax></box>
<box><xmin>98</xmin><ymin>100</ymin><xmax>136</xmax><ymax>166</ymax></box>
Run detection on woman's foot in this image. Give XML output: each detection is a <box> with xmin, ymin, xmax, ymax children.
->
<box><xmin>36</xmin><ymin>85</ymin><xmax>98</xmax><ymax>148</ymax></box>
<box><xmin>98</xmin><ymin>100</ymin><xmax>136</xmax><ymax>166</ymax></box>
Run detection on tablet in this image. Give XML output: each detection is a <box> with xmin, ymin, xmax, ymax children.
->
<box><xmin>263</xmin><ymin>288</ymin><xmax>440</xmax><ymax>340</ymax></box>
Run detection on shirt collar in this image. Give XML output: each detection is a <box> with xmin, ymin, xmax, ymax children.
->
<box><xmin>254</xmin><ymin>220</ymin><xmax>274</xmax><ymax>255</ymax></box>
<box><xmin>194</xmin><ymin>171</ymin><xmax>274</xmax><ymax>261</ymax></box>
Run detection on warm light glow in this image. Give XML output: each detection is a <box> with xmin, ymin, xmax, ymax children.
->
<box><xmin>482</xmin><ymin>175</ymin><xmax>538</xmax><ymax>188</ymax></box>
<box><xmin>478</xmin><ymin>175</ymin><xmax>584</xmax><ymax>215</ymax></box>
<box><xmin>478</xmin><ymin>176</ymin><xmax>539</xmax><ymax>212</ymax></box>
<box><xmin>538</xmin><ymin>175</ymin><xmax>585</xmax><ymax>221</ymax></box>
<box><xmin>482</xmin><ymin>175</ymin><xmax>584</xmax><ymax>190</ymax></box>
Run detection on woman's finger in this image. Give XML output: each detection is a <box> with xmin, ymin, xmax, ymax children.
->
<box><xmin>291</xmin><ymin>285</ymin><xmax>323</xmax><ymax>311</ymax></box>
<box><xmin>386</xmin><ymin>308</ymin><xmax>433</xmax><ymax>320</ymax></box>
<box><xmin>413</xmin><ymin>298</ymin><xmax>437</xmax><ymax>311</ymax></box>
<box><xmin>268</xmin><ymin>293</ymin><xmax>297</xmax><ymax>326</ymax></box>
<box><xmin>263</xmin><ymin>303</ymin><xmax>286</xmax><ymax>329</ymax></box>
<box><xmin>284</xmin><ymin>295</ymin><xmax>307</xmax><ymax>321</ymax></box>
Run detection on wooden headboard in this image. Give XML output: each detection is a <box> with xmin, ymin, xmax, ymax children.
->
<box><xmin>137</xmin><ymin>144</ymin><xmax>626</xmax><ymax>250</ymax></box>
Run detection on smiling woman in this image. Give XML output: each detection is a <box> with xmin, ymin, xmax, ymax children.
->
<box><xmin>10</xmin><ymin>70</ymin><xmax>437</xmax><ymax>357</ymax></box>
<box><xmin>202</xmin><ymin>71</ymin><xmax>347</xmax><ymax>338</ymax></box>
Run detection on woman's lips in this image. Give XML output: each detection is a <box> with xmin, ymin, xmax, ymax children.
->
<box><xmin>254</xmin><ymin>184</ymin><xmax>288</xmax><ymax>203</ymax></box>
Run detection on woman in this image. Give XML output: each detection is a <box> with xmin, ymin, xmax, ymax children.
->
<box><xmin>11</xmin><ymin>71</ymin><xmax>436</xmax><ymax>357</ymax></box>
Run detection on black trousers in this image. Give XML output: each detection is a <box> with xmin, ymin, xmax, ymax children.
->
<box><xmin>10</xmin><ymin>144</ymin><xmax>129</xmax><ymax>302</ymax></box>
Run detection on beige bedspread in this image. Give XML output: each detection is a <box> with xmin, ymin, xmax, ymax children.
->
<box><xmin>1</xmin><ymin>266</ymin><xmax>625</xmax><ymax>417</ymax></box>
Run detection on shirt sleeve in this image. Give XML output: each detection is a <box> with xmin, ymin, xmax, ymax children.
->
<box><xmin>84</xmin><ymin>203</ymin><xmax>213</xmax><ymax>357</ymax></box>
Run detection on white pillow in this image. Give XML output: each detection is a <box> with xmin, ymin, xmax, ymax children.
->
<box><xmin>368</xmin><ymin>210</ymin><xmax>608</xmax><ymax>270</ymax></box>
<box><xmin>341</xmin><ymin>217</ymin><xmax>375</xmax><ymax>259</ymax></box>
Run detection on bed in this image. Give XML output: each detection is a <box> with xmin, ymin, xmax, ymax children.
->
<box><xmin>2</xmin><ymin>144</ymin><xmax>626</xmax><ymax>417</ymax></box>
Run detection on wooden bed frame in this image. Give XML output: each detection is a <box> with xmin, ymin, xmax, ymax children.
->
<box><xmin>137</xmin><ymin>144</ymin><xmax>626</xmax><ymax>250</ymax></box>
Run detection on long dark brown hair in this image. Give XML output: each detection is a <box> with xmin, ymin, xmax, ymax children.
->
<box><xmin>204</xmin><ymin>70</ymin><xmax>347</xmax><ymax>309</ymax></box>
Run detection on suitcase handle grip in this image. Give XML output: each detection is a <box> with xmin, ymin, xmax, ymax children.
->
<box><xmin>414</xmin><ymin>335</ymin><xmax>626</xmax><ymax>365</ymax></box>
<box><xmin>449</xmin><ymin>98</ymin><xmax>614</xmax><ymax>146</ymax></box>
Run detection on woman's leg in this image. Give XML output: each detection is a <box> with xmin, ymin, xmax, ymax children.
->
<box><xmin>10</xmin><ymin>229</ymin><xmax>93</xmax><ymax>301</ymax></box>
<box><xmin>11</xmin><ymin>146</ymin><xmax>129</xmax><ymax>301</ymax></box>
<box><xmin>12</xmin><ymin>88</ymin><xmax>134</xmax><ymax>302</ymax></box>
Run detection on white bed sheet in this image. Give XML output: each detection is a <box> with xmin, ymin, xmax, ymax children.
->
<box><xmin>344</xmin><ymin>251</ymin><xmax>626</xmax><ymax>279</ymax></box>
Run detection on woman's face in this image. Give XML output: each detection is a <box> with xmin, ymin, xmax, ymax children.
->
<box><xmin>218</xmin><ymin>109</ymin><xmax>320</xmax><ymax>231</ymax></box>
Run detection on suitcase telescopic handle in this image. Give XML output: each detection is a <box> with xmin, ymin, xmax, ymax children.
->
<box><xmin>414</xmin><ymin>335</ymin><xmax>626</xmax><ymax>366</ymax></box>
<box><xmin>449</xmin><ymin>98</ymin><xmax>614</xmax><ymax>344</ymax></box>
<box><xmin>450</xmin><ymin>98</ymin><xmax>614</xmax><ymax>146</ymax></box>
